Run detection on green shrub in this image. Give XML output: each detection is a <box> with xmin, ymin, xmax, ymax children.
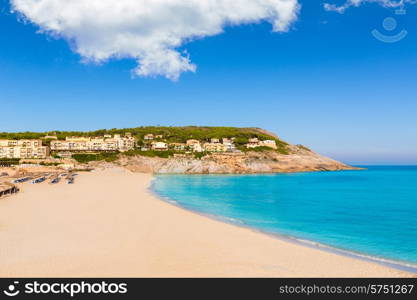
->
<box><xmin>39</xmin><ymin>162</ymin><xmax>62</xmax><ymax>166</ymax></box>
<box><xmin>133</xmin><ymin>150</ymin><xmax>175</xmax><ymax>159</ymax></box>
<box><xmin>296</xmin><ymin>144</ymin><xmax>312</xmax><ymax>152</ymax></box>
<box><xmin>193</xmin><ymin>151</ymin><xmax>209</xmax><ymax>159</ymax></box>
<box><xmin>0</xmin><ymin>158</ymin><xmax>20</xmax><ymax>165</ymax></box>
<box><xmin>72</xmin><ymin>152</ymin><xmax>119</xmax><ymax>163</ymax></box>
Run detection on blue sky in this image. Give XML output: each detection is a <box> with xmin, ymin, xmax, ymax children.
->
<box><xmin>0</xmin><ymin>0</ymin><xmax>416</xmax><ymax>164</ymax></box>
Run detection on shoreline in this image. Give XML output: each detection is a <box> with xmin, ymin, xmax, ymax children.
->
<box><xmin>149</xmin><ymin>181</ymin><xmax>417</xmax><ymax>275</ymax></box>
<box><xmin>0</xmin><ymin>167</ymin><xmax>414</xmax><ymax>277</ymax></box>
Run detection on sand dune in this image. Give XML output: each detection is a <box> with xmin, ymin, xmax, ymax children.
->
<box><xmin>0</xmin><ymin>168</ymin><xmax>412</xmax><ymax>277</ymax></box>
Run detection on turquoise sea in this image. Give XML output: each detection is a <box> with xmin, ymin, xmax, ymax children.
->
<box><xmin>152</xmin><ymin>166</ymin><xmax>417</xmax><ymax>270</ymax></box>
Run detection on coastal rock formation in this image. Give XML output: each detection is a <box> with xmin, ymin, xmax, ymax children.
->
<box><xmin>116</xmin><ymin>146</ymin><xmax>357</xmax><ymax>174</ymax></box>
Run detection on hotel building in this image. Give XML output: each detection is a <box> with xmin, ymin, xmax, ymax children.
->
<box><xmin>186</xmin><ymin>140</ymin><xmax>203</xmax><ymax>153</ymax></box>
<box><xmin>50</xmin><ymin>134</ymin><xmax>135</xmax><ymax>152</ymax></box>
<box><xmin>246</xmin><ymin>138</ymin><xmax>277</xmax><ymax>149</ymax></box>
<box><xmin>0</xmin><ymin>139</ymin><xmax>50</xmax><ymax>159</ymax></box>
<box><xmin>151</xmin><ymin>142</ymin><xmax>168</xmax><ymax>151</ymax></box>
<box><xmin>203</xmin><ymin>142</ymin><xmax>228</xmax><ymax>153</ymax></box>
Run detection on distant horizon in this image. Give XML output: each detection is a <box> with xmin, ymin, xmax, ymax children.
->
<box><xmin>347</xmin><ymin>163</ymin><xmax>417</xmax><ymax>166</ymax></box>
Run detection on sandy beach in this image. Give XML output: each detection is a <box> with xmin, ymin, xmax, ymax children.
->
<box><xmin>0</xmin><ymin>167</ymin><xmax>413</xmax><ymax>277</ymax></box>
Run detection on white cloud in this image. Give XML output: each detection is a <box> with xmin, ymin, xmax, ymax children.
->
<box><xmin>11</xmin><ymin>0</ymin><xmax>300</xmax><ymax>80</ymax></box>
<box><xmin>324</xmin><ymin>0</ymin><xmax>416</xmax><ymax>13</ymax></box>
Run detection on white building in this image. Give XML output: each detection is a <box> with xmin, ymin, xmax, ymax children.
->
<box><xmin>246</xmin><ymin>138</ymin><xmax>277</xmax><ymax>149</ymax></box>
<box><xmin>186</xmin><ymin>140</ymin><xmax>203</xmax><ymax>152</ymax></box>
<box><xmin>260</xmin><ymin>140</ymin><xmax>277</xmax><ymax>149</ymax></box>
<box><xmin>151</xmin><ymin>142</ymin><xmax>168</xmax><ymax>151</ymax></box>
<box><xmin>222</xmin><ymin>138</ymin><xmax>236</xmax><ymax>152</ymax></box>
<box><xmin>0</xmin><ymin>139</ymin><xmax>49</xmax><ymax>159</ymax></box>
<box><xmin>203</xmin><ymin>143</ymin><xmax>227</xmax><ymax>153</ymax></box>
<box><xmin>170</xmin><ymin>143</ymin><xmax>186</xmax><ymax>151</ymax></box>
<box><xmin>50</xmin><ymin>134</ymin><xmax>135</xmax><ymax>152</ymax></box>
<box><xmin>0</xmin><ymin>139</ymin><xmax>43</xmax><ymax>148</ymax></box>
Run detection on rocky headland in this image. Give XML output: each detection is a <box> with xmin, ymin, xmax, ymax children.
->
<box><xmin>115</xmin><ymin>145</ymin><xmax>357</xmax><ymax>174</ymax></box>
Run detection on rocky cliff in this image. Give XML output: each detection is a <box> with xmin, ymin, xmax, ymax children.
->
<box><xmin>115</xmin><ymin>145</ymin><xmax>357</xmax><ymax>174</ymax></box>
